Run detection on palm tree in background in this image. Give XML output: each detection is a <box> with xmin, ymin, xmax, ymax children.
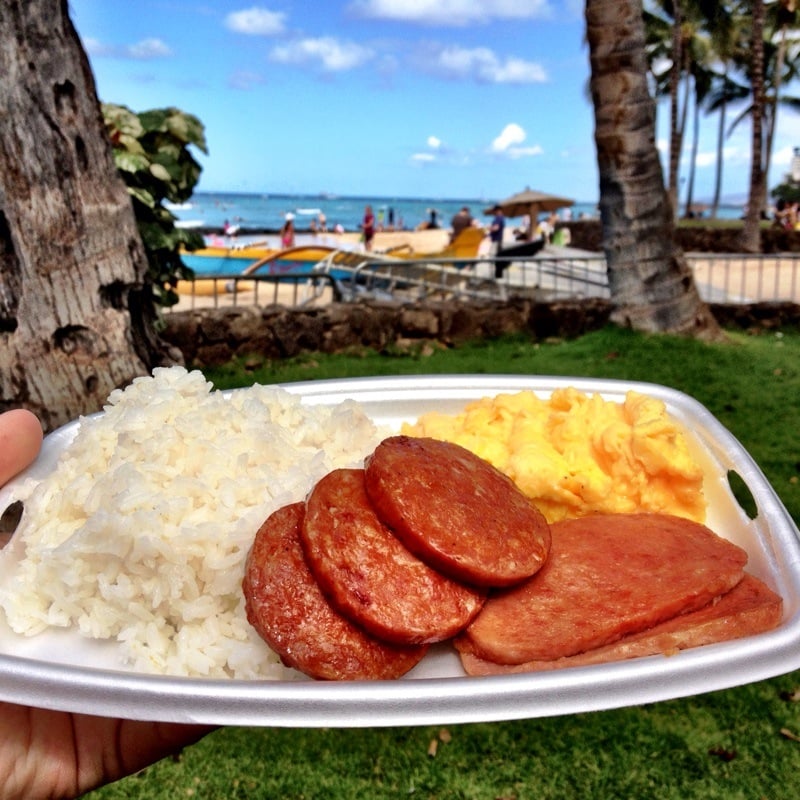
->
<box><xmin>740</xmin><ymin>0</ymin><xmax>767</xmax><ymax>252</ymax></box>
<box><xmin>643</xmin><ymin>0</ymin><xmax>690</xmax><ymax>216</ymax></box>
<box><xmin>703</xmin><ymin>5</ymin><xmax>750</xmax><ymax>218</ymax></box>
<box><xmin>645</xmin><ymin>1</ymin><xmax>800</xmax><ymax>227</ymax></box>
<box><xmin>644</xmin><ymin>0</ymin><xmax>736</xmax><ymax>216</ymax></box>
<box><xmin>683</xmin><ymin>50</ymin><xmax>715</xmax><ymax>217</ymax></box>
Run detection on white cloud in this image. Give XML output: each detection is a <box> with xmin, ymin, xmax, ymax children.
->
<box><xmin>410</xmin><ymin>152</ymin><xmax>436</xmax><ymax>163</ymax></box>
<box><xmin>348</xmin><ymin>0</ymin><xmax>553</xmax><ymax>26</ymax></box>
<box><xmin>225</xmin><ymin>7</ymin><xmax>287</xmax><ymax>36</ymax></box>
<box><xmin>82</xmin><ymin>37</ymin><xmax>112</xmax><ymax>57</ymax></box>
<box><xmin>228</xmin><ymin>70</ymin><xmax>267</xmax><ymax>90</ymax></box>
<box><xmin>693</xmin><ymin>151</ymin><xmax>718</xmax><ymax>169</ymax></box>
<box><xmin>81</xmin><ymin>37</ymin><xmax>172</xmax><ymax>60</ymax></box>
<box><xmin>426</xmin><ymin>45</ymin><xmax>547</xmax><ymax>84</ymax></box>
<box><xmin>492</xmin><ymin>122</ymin><xmax>526</xmax><ymax>151</ymax></box>
<box><xmin>127</xmin><ymin>38</ymin><xmax>173</xmax><ymax>59</ymax></box>
<box><xmin>772</xmin><ymin>144</ymin><xmax>795</xmax><ymax>167</ymax></box>
<box><xmin>270</xmin><ymin>37</ymin><xmax>374</xmax><ymax>72</ymax></box>
<box><xmin>427</xmin><ymin>135</ymin><xmax>442</xmax><ymax>149</ymax></box>
<box><xmin>490</xmin><ymin>123</ymin><xmax>544</xmax><ymax>158</ymax></box>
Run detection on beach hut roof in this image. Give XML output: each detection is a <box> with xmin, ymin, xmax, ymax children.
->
<box><xmin>485</xmin><ymin>188</ymin><xmax>574</xmax><ymax>218</ymax></box>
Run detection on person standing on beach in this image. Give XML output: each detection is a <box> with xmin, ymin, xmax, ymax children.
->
<box><xmin>489</xmin><ymin>205</ymin><xmax>506</xmax><ymax>279</ymax></box>
<box><xmin>361</xmin><ymin>205</ymin><xmax>375</xmax><ymax>251</ymax></box>
<box><xmin>489</xmin><ymin>205</ymin><xmax>505</xmax><ymax>255</ymax></box>
<box><xmin>450</xmin><ymin>206</ymin><xmax>473</xmax><ymax>243</ymax></box>
<box><xmin>281</xmin><ymin>213</ymin><xmax>296</xmax><ymax>248</ymax></box>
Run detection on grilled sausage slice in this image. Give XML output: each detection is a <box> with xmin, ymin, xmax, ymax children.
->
<box><xmin>243</xmin><ymin>502</ymin><xmax>427</xmax><ymax>680</ymax></box>
<box><xmin>302</xmin><ymin>468</ymin><xmax>486</xmax><ymax>645</ymax></box>
<box><xmin>365</xmin><ymin>436</ymin><xmax>551</xmax><ymax>587</ymax></box>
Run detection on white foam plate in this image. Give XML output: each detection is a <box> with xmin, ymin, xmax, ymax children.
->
<box><xmin>0</xmin><ymin>375</ymin><xmax>799</xmax><ymax>727</ymax></box>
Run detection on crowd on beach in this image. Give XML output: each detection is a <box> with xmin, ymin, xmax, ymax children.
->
<box><xmin>215</xmin><ymin>201</ymin><xmax>579</xmax><ymax>259</ymax></box>
<box><xmin>773</xmin><ymin>199</ymin><xmax>800</xmax><ymax>231</ymax></box>
<box><xmin>348</xmin><ymin>203</ymin><xmax>574</xmax><ymax>254</ymax></box>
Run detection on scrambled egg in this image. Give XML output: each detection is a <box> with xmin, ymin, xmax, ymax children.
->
<box><xmin>401</xmin><ymin>388</ymin><xmax>706</xmax><ymax>524</ymax></box>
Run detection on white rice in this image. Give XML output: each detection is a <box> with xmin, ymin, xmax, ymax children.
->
<box><xmin>0</xmin><ymin>367</ymin><xmax>385</xmax><ymax>679</ymax></box>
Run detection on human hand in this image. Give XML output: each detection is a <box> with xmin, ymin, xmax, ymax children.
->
<box><xmin>0</xmin><ymin>704</ymin><xmax>210</xmax><ymax>799</ymax></box>
<box><xmin>0</xmin><ymin>410</ymin><xmax>213</xmax><ymax>799</ymax></box>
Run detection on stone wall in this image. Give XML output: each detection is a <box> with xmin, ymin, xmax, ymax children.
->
<box><xmin>564</xmin><ymin>220</ymin><xmax>800</xmax><ymax>254</ymax></box>
<box><xmin>161</xmin><ymin>299</ymin><xmax>800</xmax><ymax>368</ymax></box>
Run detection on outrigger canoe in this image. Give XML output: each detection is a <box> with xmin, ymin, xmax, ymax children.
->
<box><xmin>176</xmin><ymin>244</ymin><xmax>352</xmax><ymax>296</ymax></box>
<box><xmin>175</xmin><ymin>227</ymin><xmax>487</xmax><ymax>297</ymax></box>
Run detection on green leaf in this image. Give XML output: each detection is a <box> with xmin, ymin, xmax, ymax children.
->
<box><xmin>103</xmin><ymin>102</ymin><xmax>207</xmax><ymax>308</ymax></box>
<box><xmin>149</xmin><ymin>163</ymin><xmax>172</xmax><ymax>182</ymax></box>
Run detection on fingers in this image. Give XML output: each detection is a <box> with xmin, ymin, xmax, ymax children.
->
<box><xmin>0</xmin><ymin>410</ymin><xmax>43</xmax><ymax>486</ymax></box>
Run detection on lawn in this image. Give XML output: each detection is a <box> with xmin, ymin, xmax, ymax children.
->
<box><xmin>87</xmin><ymin>325</ymin><xmax>800</xmax><ymax>800</ymax></box>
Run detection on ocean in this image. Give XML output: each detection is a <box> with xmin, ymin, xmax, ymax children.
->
<box><xmin>168</xmin><ymin>191</ymin><xmax>745</xmax><ymax>237</ymax></box>
<box><xmin>167</xmin><ymin>191</ymin><xmax>603</xmax><ymax>234</ymax></box>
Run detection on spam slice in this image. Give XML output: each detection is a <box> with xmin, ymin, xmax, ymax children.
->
<box><xmin>302</xmin><ymin>468</ymin><xmax>486</xmax><ymax>645</ymax></box>
<box><xmin>243</xmin><ymin>503</ymin><xmax>427</xmax><ymax>680</ymax></box>
<box><xmin>460</xmin><ymin>512</ymin><xmax>749</xmax><ymax>665</ymax></box>
<box><xmin>456</xmin><ymin>572</ymin><xmax>782</xmax><ymax>675</ymax></box>
<box><xmin>364</xmin><ymin>435</ymin><xmax>551</xmax><ymax>587</ymax></box>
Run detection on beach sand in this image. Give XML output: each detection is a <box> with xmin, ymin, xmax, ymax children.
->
<box><xmin>338</xmin><ymin>227</ymin><xmax>459</xmax><ymax>255</ymax></box>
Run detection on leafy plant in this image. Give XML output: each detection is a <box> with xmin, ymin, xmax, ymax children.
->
<box><xmin>103</xmin><ymin>104</ymin><xmax>207</xmax><ymax>307</ymax></box>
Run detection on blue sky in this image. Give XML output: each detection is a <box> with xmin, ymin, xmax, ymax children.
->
<box><xmin>69</xmin><ymin>0</ymin><xmax>800</xmax><ymax>204</ymax></box>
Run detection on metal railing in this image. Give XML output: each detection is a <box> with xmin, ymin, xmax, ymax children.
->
<box><xmin>685</xmin><ymin>252</ymin><xmax>800</xmax><ymax>304</ymax></box>
<box><xmin>167</xmin><ymin>252</ymin><xmax>800</xmax><ymax>311</ymax></box>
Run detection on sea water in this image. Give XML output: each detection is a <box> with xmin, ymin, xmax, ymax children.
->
<box><xmin>167</xmin><ymin>191</ymin><xmax>601</xmax><ymax>233</ymax></box>
<box><xmin>168</xmin><ymin>191</ymin><xmax>744</xmax><ymax>234</ymax></box>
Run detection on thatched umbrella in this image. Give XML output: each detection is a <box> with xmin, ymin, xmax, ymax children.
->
<box><xmin>485</xmin><ymin>188</ymin><xmax>574</xmax><ymax>239</ymax></box>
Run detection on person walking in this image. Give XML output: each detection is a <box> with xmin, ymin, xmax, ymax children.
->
<box><xmin>361</xmin><ymin>205</ymin><xmax>375</xmax><ymax>251</ymax></box>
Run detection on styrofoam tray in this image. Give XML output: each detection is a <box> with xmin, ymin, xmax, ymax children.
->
<box><xmin>0</xmin><ymin>374</ymin><xmax>798</xmax><ymax>727</ymax></box>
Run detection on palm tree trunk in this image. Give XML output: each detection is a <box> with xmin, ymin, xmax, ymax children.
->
<box><xmin>684</xmin><ymin>89</ymin><xmax>701</xmax><ymax>217</ymax></box>
<box><xmin>0</xmin><ymin>0</ymin><xmax>181</xmax><ymax>429</ymax></box>
<box><xmin>710</xmin><ymin>74</ymin><xmax>729</xmax><ymax>220</ymax></box>
<box><xmin>585</xmin><ymin>0</ymin><xmax>721</xmax><ymax>340</ymax></box>
<box><xmin>668</xmin><ymin>0</ymin><xmax>684</xmax><ymax>216</ymax></box>
<box><xmin>763</xmin><ymin>20</ymin><xmax>789</xmax><ymax>210</ymax></box>
<box><xmin>740</xmin><ymin>1</ymin><xmax>766</xmax><ymax>253</ymax></box>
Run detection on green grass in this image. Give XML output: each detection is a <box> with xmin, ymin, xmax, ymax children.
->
<box><xmin>88</xmin><ymin>325</ymin><xmax>800</xmax><ymax>800</ymax></box>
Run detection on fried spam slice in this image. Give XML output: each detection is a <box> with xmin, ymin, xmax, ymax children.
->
<box><xmin>460</xmin><ymin>512</ymin><xmax>749</xmax><ymax>665</ymax></box>
<box><xmin>456</xmin><ymin>572</ymin><xmax>782</xmax><ymax>675</ymax></box>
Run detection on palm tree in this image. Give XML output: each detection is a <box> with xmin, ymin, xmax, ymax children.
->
<box><xmin>705</xmin><ymin>68</ymin><xmax>750</xmax><ymax>218</ymax></box>
<box><xmin>683</xmin><ymin>51</ymin><xmax>714</xmax><ymax>217</ymax></box>
<box><xmin>643</xmin><ymin>0</ymin><xmax>725</xmax><ymax>216</ymax></box>
<box><xmin>763</xmin><ymin>1</ymin><xmax>800</xmax><ymax>207</ymax></box>
<box><xmin>643</xmin><ymin>0</ymin><xmax>688</xmax><ymax>215</ymax></box>
<box><xmin>702</xmin><ymin>5</ymin><xmax>750</xmax><ymax>218</ymax></box>
<box><xmin>740</xmin><ymin>0</ymin><xmax>766</xmax><ymax>252</ymax></box>
<box><xmin>585</xmin><ymin>0</ymin><xmax>722</xmax><ymax>338</ymax></box>
<box><xmin>0</xmin><ymin>0</ymin><xmax>181</xmax><ymax>427</ymax></box>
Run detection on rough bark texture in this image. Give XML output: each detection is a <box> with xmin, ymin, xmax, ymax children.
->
<box><xmin>585</xmin><ymin>0</ymin><xmax>722</xmax><ymax>339</ymax></box>
<box><xmin>0</xmin><ymin>0</ymin><xmax>181</xmax><ymax>431</ymax></box>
